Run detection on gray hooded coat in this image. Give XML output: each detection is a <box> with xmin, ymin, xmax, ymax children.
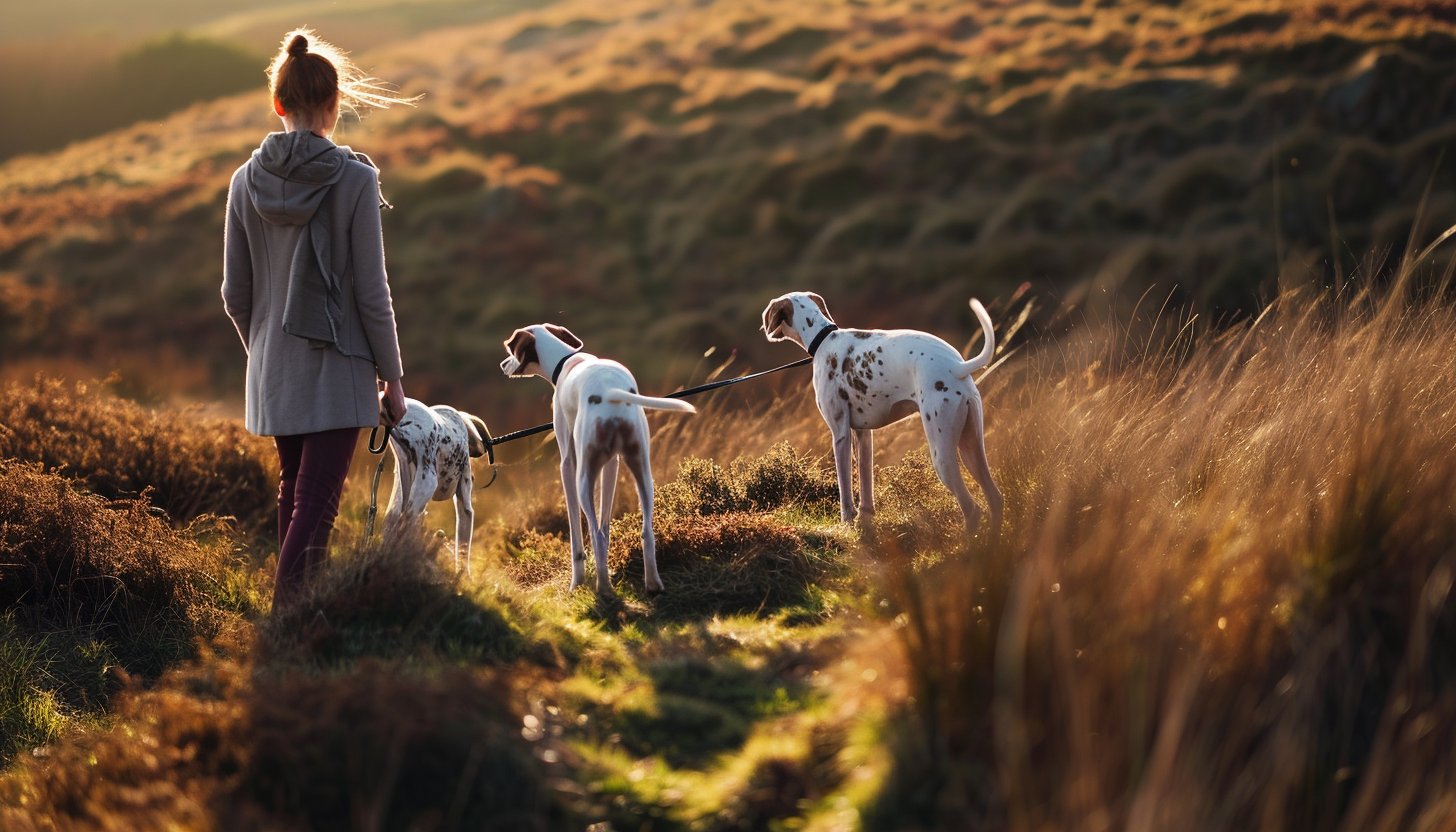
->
<box><xmin>222</xmin><ymin>130</ymin><xmax>404</xmax><ymax>437</ymax></box>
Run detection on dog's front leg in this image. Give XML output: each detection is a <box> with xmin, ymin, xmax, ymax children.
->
<box><xmin>831</xmin><ymin>426</ymin><xmax>856</xmax><ymax>523</ymax></box>
<box><xmin>854</xmin><ymin>429</ymin><xmax>875</xmax><ymax>522</ymax></box>
<box><xmin>558</xmin><ymin>441</ymin><xmax>588</xmax><ymax>590</ymax></box>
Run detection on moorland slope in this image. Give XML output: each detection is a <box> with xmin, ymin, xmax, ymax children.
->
<box><xmin>2</xmin><ymin>0</ymin><xmax>1455</xmax><ymax>420</ymax></box>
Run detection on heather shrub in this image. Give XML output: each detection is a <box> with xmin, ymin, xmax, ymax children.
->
<box><xmin>611</xmin><ymin>511</ymin><xmax>844</xmax><ymax>619</ymax></box>
<box><xmin>736</xmin><ymin>441</ymin><xmax>838</xmax><ymax>513</ymax></box>
<box><xmin>0</xmin><ymin>460</ymin><xmax>230</xmax><ymax>664</ymax></box>
<box><xmin>0</xmin><ymin>461</ymin><xmax>252</xmax><ymax>762</ymax></box>
<box><xmin>0</xmin><ymin>377</ymin><xmax>276</xmax><ymax>533</ymax></box>
<box><xmin>655</xmin><ymin>443</ymin><xmax>837</xmax><ymax>518</ymax></box>
<box><xmin>656</xmin><ymin>456</ymin><xmax>747</xmax><ymax>516</ymax></box>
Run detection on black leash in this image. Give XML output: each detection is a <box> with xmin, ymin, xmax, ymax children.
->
<box><xmin>367</xmin><ymin>323</ymin><xmax>838</xmax><ymax>507</ymax></box>
<box><xmin>478</xmin><ymin>326</ymin><xmax>838</xmax><ymax>485</ymax></box>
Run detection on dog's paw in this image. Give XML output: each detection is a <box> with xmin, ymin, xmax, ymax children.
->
<box><xmin>645</xmin><ymin>578</ymin><xmax>665</xmax><ymax>595</ymax></box>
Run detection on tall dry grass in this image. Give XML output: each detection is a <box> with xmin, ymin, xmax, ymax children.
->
<box><xmin>871</xmin><ymin>273</ymin><xmax>1456</xmax><ymax>829</ymax></box>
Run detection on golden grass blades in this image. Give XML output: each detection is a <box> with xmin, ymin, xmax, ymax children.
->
<box><xmin>868</xmin><ymin>277</ymin><xmax>1456</xmax><ymax>831</ymax></box>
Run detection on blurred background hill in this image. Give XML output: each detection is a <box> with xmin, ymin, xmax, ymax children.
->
<box><xmin>2</xmin><ymin>0</ymin><xmax>1455</xmax><ymax>424</ymax></box>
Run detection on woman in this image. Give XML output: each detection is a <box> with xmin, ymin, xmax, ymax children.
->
<box><xmin>222</xmin><ymin>29</ymin><xmax>414</xmax><ymax>610</ymax></box>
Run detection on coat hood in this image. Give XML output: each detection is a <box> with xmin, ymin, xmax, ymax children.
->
<box><xmin>245</xmin><ymin>131</ymin><xmax>351</xmax><ymax>226</ymax></box>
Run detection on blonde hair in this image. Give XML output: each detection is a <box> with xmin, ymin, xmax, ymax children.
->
<box><xmin>266</xmin><ymin>28</ymin><xmax>418</xmax><ymax>120</ymax></box>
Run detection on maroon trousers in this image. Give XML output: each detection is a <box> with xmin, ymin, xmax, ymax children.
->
<box><xmin>273</xmin><ymin>427</ymin><xmax>358</xmax><ymax>611</ymax></box>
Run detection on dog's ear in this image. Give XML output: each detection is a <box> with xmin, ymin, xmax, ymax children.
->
<box><xmin>462</xmin><ymin>413</ymin><xmax>490</xmax><ymax>458</ymax></box>
<box><xmin>806</xmin><ymin>292</ymin><xmax>833</xmax><ymax>322</ymax></box>
<box><xmin>544</xmin><ymin>324</ymin><xmax>582</xmax><ymax>350</ymax></box>
<box><xmin>503</xmin><ymin>329</ymin><xmax>538</xmax><ymax>375</ymax></box>
<box><xmin>761</xmin><ymin>297</ymin><xmax>795</xmax><ymax>342</ymax></box>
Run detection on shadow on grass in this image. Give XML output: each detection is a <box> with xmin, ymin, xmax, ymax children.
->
<box><xmin>0</xmin><ymin>634</ymin><xmax>582</xmax><ymax>832</ymax></box>
<box><xmin>620</xmin><ymin>649</ymin><xmax>816</xmax><ymax>768</ymax></box>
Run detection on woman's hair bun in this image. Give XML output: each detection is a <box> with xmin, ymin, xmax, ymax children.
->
<box><xmin>287</xmin><ymin>34</ymin><xmax>309</xmax><ymax>57</ymax></box>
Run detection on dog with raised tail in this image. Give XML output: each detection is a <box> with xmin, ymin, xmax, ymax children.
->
<box><xmin>384</xmin><ymin>399</ymin><xmax>491</xmax><ymax>574</ymax></box>
<box><xmin>501</xmin><ymin>324</ymin><xmax>695</xmax><ymax>596</ymax></box>
<box><xmin>760</xmin><ymin>292</ymin><xmax>1002</xmax><ymax>538</ymax></box>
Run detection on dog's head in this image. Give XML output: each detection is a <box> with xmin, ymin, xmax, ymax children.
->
<box><xmin>500</xmin><ymin>329</ymin><xmax>538</xmax><ymax>377</ymax></box>
<box><xmin>461</xmin><ymin>412</ymin><xmax>490</xmax><ymax>458</ymax></box>
<box><xmin>761</xmin><ymin>292</ymin><xmax>832</xmax><ymax>348</ymax></box>
<box><xmin>501</xmin><ymin>324</ymin><xmax>584</xmax><ymax>378</ymax></box>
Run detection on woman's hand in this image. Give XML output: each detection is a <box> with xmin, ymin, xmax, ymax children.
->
<box><xmin>380</xmin><ymin>379</ymin><xmax>407</xmax><ymax>427</ymax></box>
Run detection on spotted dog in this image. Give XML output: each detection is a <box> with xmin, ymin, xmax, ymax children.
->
<box><xmin>761</xmin><ymin>291</ymin><xmax>1002</xmax><ymax>537</ymax></box>
<box><xmin>501</xmin><ymin>324</ymin><xmax>695</xmax><ymax>596</ymax></box>
<box><xmin>384</xmin><ymin>398</ymin><xmax>490</xmax><ymax>573</ymax></box>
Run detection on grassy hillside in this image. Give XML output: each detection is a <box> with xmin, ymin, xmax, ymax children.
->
<box><xmin>3</xmin><ymin>0</ymin><xmax>1455</xmax><ymax>425</ymax></box>
<box><xmin>2</xmin><ymin>271</ymin><xmax>1454</xmax><ymax>829</ymax></box>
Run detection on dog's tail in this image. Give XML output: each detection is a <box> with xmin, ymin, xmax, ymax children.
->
<box><xmin>605</xmin><ymin>389</ymin><xmax>697</xmax><ymax>414</ymax></box>
<box><xmin>954</xmin><ymin>298</ymin><xmax>996</xmax><ymax>379</ymax></box>
<box><xmin>461</xmin><ymin>412</ymin><xmax>490</xmax><ymax>459</ymax></box>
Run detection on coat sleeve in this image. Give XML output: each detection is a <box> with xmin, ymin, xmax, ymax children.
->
<box><xmin>221</xmin><ymin>172</ymin><xmax>253</xmax><ymax>349</ymax></box>
<box><xmin>350</xmin><ymin>170</ymin><xmax>405</xmax><ymax>382</ymax></box>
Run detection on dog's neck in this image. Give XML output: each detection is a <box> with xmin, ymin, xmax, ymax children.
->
<box><xmin>793</xmin><ymin>303</ymin><xmax>837</xmax><ymax>355</ymax></box>
<box><xmin>533</xmin><ymin>332</ymin><xmax>587</xmax><ymax>387</ymax></box>
<box><xmin>805</xmin><ymin>322</ymin><xmax>838</xmax><ymax>356</ymax></box>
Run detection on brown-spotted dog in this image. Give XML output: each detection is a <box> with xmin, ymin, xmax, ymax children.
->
<box><xmin>384</xmin><ymin>399</ymin><xmax>489</xmax><ymax>573</ymax></box>
<box><xmin>500</xmin><ymin>324</ymin><xmax>695</xmax><ymax>596</ymax></box>
<box><xmin>760</xmin><ymin>292</ymin><xmax>1002</xmax><ymax>537</ymax></box>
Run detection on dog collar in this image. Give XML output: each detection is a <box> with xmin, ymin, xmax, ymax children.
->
<box><xmin>550</xmin><ymin>351</ymin><xmax>581</xmax><ymax>386</ymax></box>
<box><xmin>806</xmin><ymin>324</ymin><xmax>838</xmax><ymax>357</ymax></box>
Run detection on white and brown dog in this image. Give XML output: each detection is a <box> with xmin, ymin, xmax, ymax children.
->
<box><xmin>761</xmin><ymin>292</ymin><xmax>1002</xmax><ymax>537</ymax></box>
<box><xmin>501</xmin><ymin>324</ymin><xmax>695</xmax><ymax>596</ymax></box>
<box><xmin>384</xmin><ymin>399</ymin><xmax>490</xmax><ymax>573</ymax></box>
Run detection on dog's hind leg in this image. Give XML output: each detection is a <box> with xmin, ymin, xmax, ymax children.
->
<box><xmin>576</xmin><ymin>453</ymin><xmax>615</xmax><ymax>597</ymax></box>
<box><xmin>854</xmin><ymin>429</ymin><xmax>875</xmax><ymax>522</ymax></box>
<box><xmin>453</xmin><ymin>471</ymin><xmax>475</xmax><ymax>576</ymax></box>
<box><xmin>958</xmin><ymin>394</ymin><xmax>1002</xmax><ymax>533</ymax></box>
<box><xmin>623</xmin><ymin>444</ymin><xmax>663</xmax><ymax>593</ymax></box>
<box><xmin>597</xmin><ymin>456</ymin><xmax>619</xmax><ymax>530</ymax></box>
<box><xmin>925</xmin><ymin>404</ymin><xmax>981</xmax><ymax>538</ymax></box>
